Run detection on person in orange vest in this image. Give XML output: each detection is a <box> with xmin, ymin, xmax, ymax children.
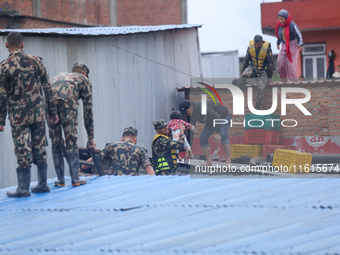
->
<box><xmin>151</xmin><ymin>119</ymin><xmax>185</xmax><ymax>175</ymax></box>
<box><xmin>236</xmin><ymin>35</ymin><xmax>275</xmax><ymax>109</ymax></box>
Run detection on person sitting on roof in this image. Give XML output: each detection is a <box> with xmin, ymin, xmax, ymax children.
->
<box><xmin>80</xmin><ymin>127</ymin><xmax>155</xmax><ymax>176</ymax></box>
<box><xmin>332</xmin><ymin>65</ymin><xmax>340</xmax><ymax>79</ymax></box>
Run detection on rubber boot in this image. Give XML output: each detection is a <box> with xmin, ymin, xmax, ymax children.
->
<box><xmin>255</xmin><ymin>100</ymin><xmax>262</xmax><ymax>110</ymax></box>
<box><xmin>53</xmin><ymin>150</ymin><xmax>65</xmax><ymax>187</ymax></box>
<box><xmin>67</xmin><ymin>151</ymin><xmax>87</xmax><ymax>187</ymax></box>
<box><xmin>7</xmin><ymin>168</ymin><xmax>31</xmax><ymax>197</ymax></box>
<box><xmin>31</xmin><ymin>164</ymin><xmax>50</xmax><ymax>193</ymax></box>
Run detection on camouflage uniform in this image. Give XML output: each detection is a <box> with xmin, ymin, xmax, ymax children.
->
<box><xmin>49</xmin><ymin>71</ymin><xmax>93</xmax><ymax>152</ymax></box>
<box><xmin>0</xmin><ymin>49</ymin><xmax>57</xmax><ymax>169</ymax></box>
<box><xmin>100</xmin><ymin>144</ymin><xmax>151</xmax><ymax>175</ymax></box>
<box><xmin>237</xmin><ymin>43</ymin><xmax>275</xmax><ymax>109</ymax></box>
<box><xmin>152</xmin><ymin>119</ymin><xmax>185</xmax><ymax>176</ymax></box>
<box><xmin>99</xmin><ymin>127</ymin><xmax>151</xmax><ymax>175</ymax></box>
<box><xmin>49</xmin><ymin>63</ymin><xmax>92</xmax><ymax>187</ymax></box>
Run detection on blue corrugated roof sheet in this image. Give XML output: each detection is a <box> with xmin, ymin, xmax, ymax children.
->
<box><xmin>0</xmin><ymin>24</ymin><xmax>202</xmax><ymax>37</ymax></box>
<box><xmin>1</xmin><ymin>175</ymin><xmax>340</xmax><ymax>254</ymax></box>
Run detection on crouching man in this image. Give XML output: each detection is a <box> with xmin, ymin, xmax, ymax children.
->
<box><xmin>81</xmin><ymin>127</ymin><xmax>155</xmax><ymax>176</ymax></box>
<box><xmin>152</xmin><ymin>119</ymin><xmax>185</xmax><ymax>175</ymax></box>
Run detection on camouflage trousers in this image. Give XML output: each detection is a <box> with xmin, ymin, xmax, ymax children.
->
<box><xmin>237</xmin><ymin>66</ymin><xmax>268</xmax><ymax>109</ymax></box>
<box><xmin>11</xmin><ymin>121</ymin><xmax>48</xmax><ymax>169</ymax></box>
<box><xmin>49</xmin><ymin>101</ymin><xmax>78</xmax><ymax>152</ymax></box>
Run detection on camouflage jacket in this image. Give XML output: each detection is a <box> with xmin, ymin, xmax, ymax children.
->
<box><xmin>52</xmin><ymin>72</ymin><xmax>94</xmax><ymax>139</ymax></box>
<box><xmin>0</xmin><ymin>49</ymin><xmax>57</xmax><ymax>126</ymax></box>
<box><xmin>100</xmin><ymin>139</ymin><xmax>152</xmax><ymax>176</ymax></box>
<box><xmin>152</xmin><ymin>134</ymin><xmax>185</xmax><ymax>156</ymax></box>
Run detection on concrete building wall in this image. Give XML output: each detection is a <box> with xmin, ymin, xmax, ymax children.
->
<box><xmin>302</xmin><ymin>29</ymin><xmax>340</xmax><ymax>74</ymax></box>
<box><xmin>261</xmin><ymin>0</ymin><xmax>340</xmax><ymax>79</ymax></box>
<box><xmin>0</xmin><ymin>27</ymin><xmax>201</xmax><ymax>188</ymax></box>
<box><xmin>261</xmin><ymin>0</ymin><xmax>340</xmax><ymax>32</ymax></box>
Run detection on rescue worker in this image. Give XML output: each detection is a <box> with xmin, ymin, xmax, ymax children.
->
<box><xmin>0</xmin><ymin>32</ymin><xmax>59</xmax><ymax>197</ymax></box>
<box><xmin>80</xmin><ymin>127</ymin><xmax>155</xmax><ymax>175</ymax></box>
<box><xmin>236</xmin><ymin>35</ymin><xmax>275</xmax><ymax>109</ymax></box>
<box><xmin>180</xmin><ymin>100</ymin><xmax>232</xmax><ymax>166</ymax></box>
<box><xmin>152</xmin><ymin>119</ymin><xmax>185</xmax><ymax>175</ymax></box>
<box><xmin>49</xmin><ymin>63</ymin><xmax>96</xmax><ymax>187</ymax></box>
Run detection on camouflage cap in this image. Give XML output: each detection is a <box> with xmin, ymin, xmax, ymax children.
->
<box><xmin>153</xmin><ymin>119</ymin><xmax>168</xmax><ymax>130</ymax></box>
<box><xmin>73</xmin><ymin>63</ymin><xmax>90</xmax><ymax>76</ymax></box>
<box><xmin>123</xmin><ymin>126</ymin><xmax>138</xmax><ymax>136</ymax></box>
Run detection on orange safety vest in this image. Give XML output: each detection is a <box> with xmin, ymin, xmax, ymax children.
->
<box><xmin>249</xmin><ymin>40</ymin><xmax>270</xmax><ymax>70</ymax></box>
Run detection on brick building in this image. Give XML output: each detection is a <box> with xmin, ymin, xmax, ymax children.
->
<box><xmin>177</xmin><ymin>79</ymin><xmax>340</xmax><ymax>157</ymax></box>
<box><xmin>261</xmin><ymin>0</ymin><xmax>340</xmax><ymax>80</ymax></box>
<box><xmin>0</xmin><ymin>0</ymin><xmax>187</xmax><ymax>29</ymax></box>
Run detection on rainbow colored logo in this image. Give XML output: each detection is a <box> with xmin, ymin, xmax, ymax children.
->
<box><xmin>197</xmin><ymin>82</ymin><xmax>222</xmax><ymax>106</ymax></box>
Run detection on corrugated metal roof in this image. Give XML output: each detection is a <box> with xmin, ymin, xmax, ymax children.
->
<box><xmin>1</xmin><ymin>175</ymin><xmax>340</xmax><ymax>254</ymax></box>
<box><xmin>0</xmin><ymin>24</ymin><xmax>202</xmax><ymax>37</ymax></box>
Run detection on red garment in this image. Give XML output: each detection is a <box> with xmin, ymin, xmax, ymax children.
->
<box><xmin>168</xmin><ymin>119</ymin><xmax>192</xmax><ymax>132</ymax></box>
<box><xmin>276</xmin><ymin>15</ymin><xmax>293</xmax><ymax>63</ymax></box>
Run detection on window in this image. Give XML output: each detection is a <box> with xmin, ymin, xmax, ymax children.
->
<box><xmin>303</xmin><ymin>43</ymin><xmax>326</xmax><ymax>79</ymax></box>
<box><xmin>303</xmin><ymin>56</ymin><xmax>326</xmax><ymax>80</ymax></box>
<box><xmin>303</xmin><ymin>43</ymin><xmax>326</xmax><ymax>55</ymax></box>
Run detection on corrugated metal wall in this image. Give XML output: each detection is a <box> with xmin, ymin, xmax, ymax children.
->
<box><xmin>0</xmin><ymin>27</ymin><xmax>202</xmax><ymax>188</ymax></box>
<box><xmin>201</xmin><ymin>51</ymin><xmax>239</xmax><ymax>78</ymax></box>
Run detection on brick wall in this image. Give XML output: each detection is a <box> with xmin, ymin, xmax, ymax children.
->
<box><xmin>117</xmin><ymin>0</ymin><xmax>182</xmax><ymax>26</ymax></box>
<box><xmin>39</xmin><ymin>0</ymin><xmax>111</xmax><ymax>26</ymax></box>
<box><xmin>20</xmin><ymin>17</ymin><xmax>88</xmax><ymax>29</ymax></box>
<box><xmin>0</xmin><ymin>16</ymin><xmax>92</xmax><ymax>29</ymax></box>
<box><xmin>188</xmin><ymin>82</ymin><xmax>340</xmax><ymax>138</ymax></box>
<box><xmin>1</xmin><ymin>0</ymin><xmax>183</xmax><ymax>28</ymax></box>
<box><xmin>5</xmin><ymin>0</ymin><xmax>33</xmax><ymax>16</ymax></box>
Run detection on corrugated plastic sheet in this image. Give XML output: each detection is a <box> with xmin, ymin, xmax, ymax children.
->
<box><xmin>0</xmin><ymin>24</ymin><xmax>202</xmax><ymax>36</ymax></box>
<box><xmin>1</xmin><ymin>175</ymin><xmax>340</xmax><ymax>254</ymax></box>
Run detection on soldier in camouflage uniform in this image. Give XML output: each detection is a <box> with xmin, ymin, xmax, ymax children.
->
<box><xmin>152</xmin><ymin>119</ymin><xmax>185</xmax><ymax>175</ymax></box>
<box><xmin>0</xmin><ymin>32</ymin><xmax>59</xmax><ymax>197</ymax></box>
<box><xmin>236</xmin><ymin>35</ymin><xmax>275</xmax><ymax>109</ymax></box>
<box><xmin>49</xmin><ymin>63</ymin><xmax>96</xmax><ymax>187</ymax></box>
<box><xmin>98</xmin><ymin>127</ymin><xmax>155</xmax><ymax>175</ymax></box>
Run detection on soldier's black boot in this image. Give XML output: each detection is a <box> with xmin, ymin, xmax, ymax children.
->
<box><xmin>7</xmin><ymin>168</ymin><xmax>31</xmax><ymax>197</ymax></box>
<box><xmin>255</xmin><ymin>101</ymin><xmax>262</xmax><ymax>110</ymax></box>
<box><xmin>67</xmin><ymin>151</ymin><xmax>87</xmax><ymax>187</ymax></box>
<box><xmin>31</xmin><ymin>164</ymin><xmax>50</xmax><ymax>193</ymax></box>
<box><xmin>53</xmin><ymin>150</ymin><xmax>65</xmax><ymax>187</ymax></box>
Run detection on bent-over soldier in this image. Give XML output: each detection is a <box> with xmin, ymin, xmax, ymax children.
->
<box><xmin>0</xmin><ymin>32</ymin><xmax>59</xmax><ymax>197</ymax></box>
<box><xmin>93</xmin><ymin>127</ymin><xmax>155</xmax><ymax>176</ymax></box>
<box><xmin>49</xmin><ymin>63</ymin><xmax>96</xmax><ymax>187</ymax></box>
